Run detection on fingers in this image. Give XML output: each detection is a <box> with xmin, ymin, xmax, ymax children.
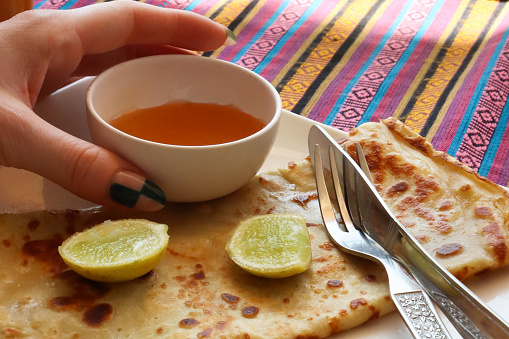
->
<box><xmin>0</xmin><ymin>99</ymin><xmax>165</xmax><ymax>211</ymax></box>
<box><xmin>68</xmin><ymin>1</ymin><xmax>232</xmax><ymax>54</ymax></box>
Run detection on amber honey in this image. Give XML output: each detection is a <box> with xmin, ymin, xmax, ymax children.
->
<box><xmin>109</xmin><ymin>101</ymin><xmax>265</xmax><ymax>146</ymax></box>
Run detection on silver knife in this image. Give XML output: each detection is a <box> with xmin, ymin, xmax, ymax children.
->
<box><xmin>308</xmin><ymin>124</ymin><xmax>509</xmax><ymax>339</ymax></box>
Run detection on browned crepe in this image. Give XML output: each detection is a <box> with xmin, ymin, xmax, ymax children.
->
<box><xmin>342</xmin><ymin>117</ymin><xmax>509</xmax><ymax>281</ymax></box>
<box><xmin>0</xmin><ymin>160</ymin><xmax>392</xmax><ymax>338</ymax></box>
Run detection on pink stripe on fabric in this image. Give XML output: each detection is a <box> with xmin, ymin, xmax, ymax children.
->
<box><xmin>258</xmin><ymin>0</ymin><xmax>337</xmax><ymax>82</ymax></box>
<box><xmin>236</xmin><ymin>0</ymin><xmax>314</xmax><ymax>71</ymax></box>
<box><xmin>187</xmin><ymin>0</ymin><xmax>219</xmax><ymax>15</ymax></box>
<box><xmin>157</xmin><ymin>0</ymin><xmax>195</xmax><ymax>9</ymax></box>
<box><xmin>217</xmin><ymin>0</ymin><xmax>284</xmax><ymax>62</ymax></box>
<box><xmin>455</xmin><ymin>38</ymin><xmax>509</xmax><ymax>171</ymax></box>
<box><xmin>432</xmin><ymin>38</ymin><xmax>498</xmax><ymax>151</ymax></box>
<box><xmin>330</xmin><ymin>0</ymin><xmax>437</xmax><ymax>131</ymax></box>
<box><xmin>490</xmin><ymin>125</ymin><xmax>509</xmax><ymax>183</ymax></box>
<box><xmin>39</xmin><ymin>0</ymin><xmax>72</xmax><ymax>9</ymax></box>
<box><xmin>370</xmin><ymin>0</ymin><xmax>461</xmax><ymax>122</ymax></box>
<box><xmin>307</xmin><ymin>0</ymin><xmax>407</xmax><ymax>123</ymax></box>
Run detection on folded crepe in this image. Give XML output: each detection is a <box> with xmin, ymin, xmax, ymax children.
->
<box><xmin>1</xmin><ymin>117</ymin><xmax>507</xmax><ymax>338</ymax></box>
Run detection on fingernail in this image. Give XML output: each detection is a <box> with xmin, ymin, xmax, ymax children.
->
<box><xmin>223</xmin><ymin>28</ymin><xmax>237</xmax><ymax>46</ymax></box>
<box><xmin>109</xmin><ymin>171</ymin><xmax>166</xmax><ymax>211</ymax></box>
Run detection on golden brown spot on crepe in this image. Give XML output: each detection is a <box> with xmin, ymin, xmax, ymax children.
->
<box><xmin>435</xmin><ymin>219</ymin><xmax>453</xmax><ymax>234</ymax></box>
<box><xmin>386</xmin><ymin>181</ymin><xmax>409</xmax><ymax>197</ymax></box>
<box><xmin>369</xmin><ymin>309</ymin><xmax>380</xmax><ymax>321</ymax></box>
<box><xmin>414</xmin><ymin>206</ymin><xmax>434</xmax><ymax>221</ymax></box>
<box><xmin>258</xmin><ymin>176</ymin><xmax>269</xmax><ymax>184</ymax></box>
<box><xmin>156</xmin><ymin>327</ymin><xmax>163</xmax><ymax>334</ymax></box>
<box><xmin>475</xmin><ymin>206</ymin><xmax>492</xmax><ymax>217</ymax></box>
<box><xmin>266</xmin><ymin>206</ymin><xmax>276</xmax><ymax>214</ymax></box>
<box><xmin>288</xmin><ymin>161</ymin><xmax>297</xmax><ymax>169</ymax></box>
<box><xmin>415</xmin><ymin>235</ymin><xmax>428</xmax><ymax>244</ymax></box>
<box><xmin>317</xmin><ymin>264</ymin><xmax>336</xmax><ymax>274</ymax></box>
<box><xmin>439</xmin><ymin>200</ymin><xmax>453</xmax><ymax>210</ymax></box>
<box><xmin>483</xmin><ymin>222</ymin><xmax>507</xmax><ymax>263</ymax></box>
<box><xmin>401</xmin><ymin>221</ymin><xmax>416</xmax><ymax>228</ymax></box>
<box><xmin>313</xmin><ymin>256</ymin><xmax>329</xmax><ymax>263</ymax></box>
<box><xmin>320</xmin><ymin>241</ymin><xmax>335</xmax><ymax>251</ymax></box>
<box><xmin>415</xmin><ymin>175</ymin><xmax>439</xmax><ymax>201</ymax></box>
<box><xmin>215</xmin><ymin>321</ymin><xmax>227</xmax><ymax>330</ymax></box>
<box><xmin>197</xmin><ymin>328</ymin><xmax>212</xmax><ymax>337</ymax></box>
<box><xmin>192</xmin><ymin>270</ymin><xmax>205</xmax><ymax>279</ymax></box>
<box><xmin>82</xmin><ymin>303</ymin><xmax>112</xmax><ymax>327</ymax></box>
<box><xmin>22</xmin><ymin>234</ymin><xmax>66</xmax><ymax>275</ymax></box>
<box><xmin>242</xmin><ymin>306</ymin><xmax>259</xmax><ymax>318</ymax></box>
<box><xmin>161</xmin><ymin>282</ymin><xmax>167</xmax><ymax>289</ymax></box>
<box><xmin>27</xmin><ymin>218</ymin><xmax>40</xmax><ymax>231</ymax></box>
<box><xmin>178</xmin><ymin>318</ymin><xmax>199</xmax><ymax>328</ymax></box>
<box><xmin>454</xmin><ymin>266</ymin><xmax>469</xmax><ymax>281</ymax></box>
<box><xmin>292</xmin><ymin>193</ymin><xmax>318</xmax><ymax>207</ymax></box>
<box><xmin>365</xmin><ymin>274</ymin><xmax>377</xmax><ymax>282</ymax></box>
<box><xmin>327</xmin><ymin>280</ymin><xmax>343</xmax><ymax>288</ymax></box>
<box><xmin>396</xmin><ymin>196</ymin><xmax>416</xmax><ymax>212</ymax></box>
<box><xmin>283</xmin><ymin>298</ymin><xmax>290</xmax><ymax>304</ymax></box>
<box><xmin>460</xmin><ymin>183</ymin><xmax>471</xmax><ymax>191</ymax></box>
<box><xmin>386</xmin><ymin>154</ymin><xmax>416</xmax><ymax>175</ymax></box>
<box><xmin>175</xmin><ymin>275</ymin><xmax>186</xmax><ymax>282</ymax></box>
<box><xmin>221</xmin><ymin>293</ymin><xmax>239</xmax><ymax>304</ymax></box>
<box><xmin>2</xmin><ymin>239</ymin><xmax>10</xmax><ymax>247</ymax></box>
<box><xmin>350</xmin><ymin>298</ymin><xmax>367</xmax><ymax>309</ymax></box>
<box><xmin>49</xmin><ymin>271</ymin><xmax>111</xmax><ymax>316</ymax></box>
<box><xmin>436</xmin><ymin>243</ymin><xmax>464</xmax><ymax>258</ymax></box>
<box><xmin>4</xmin><ymin>328</ymin><xmax>22</xmax><ymax>336</ymax></box>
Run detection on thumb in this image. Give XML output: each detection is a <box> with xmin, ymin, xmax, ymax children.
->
<box><xmin>1</xmin><ymin>102</ymin><xmax>166</xmax><ymax>211</ymax></box>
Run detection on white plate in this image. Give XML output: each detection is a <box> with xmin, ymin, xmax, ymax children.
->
<box><xmin>1</xmin><ymin>77</ymin><xmax>508</xmax><ymax>338</ymax></box>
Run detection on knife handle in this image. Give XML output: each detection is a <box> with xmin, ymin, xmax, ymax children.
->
<box><xmin>396</xmin><ymin>233</ymin><xmax>509</xmax><ymax>339</ymax></box>
<box><xmin>382</xmin><ymin>255</ymin><xmax>451</xmax><ymax>339</ymax></box>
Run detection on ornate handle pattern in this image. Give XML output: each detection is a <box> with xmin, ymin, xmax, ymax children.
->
<box><xmin>394</xmin><ymin>291</ymin><xmax>450</xmax><ymax>339</ymax></box>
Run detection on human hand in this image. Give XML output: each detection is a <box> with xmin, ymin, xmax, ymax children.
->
<box><xmin>0</xmin><ymin>1</ymin><xmax>236</xmax><ymax>211</ymax></box>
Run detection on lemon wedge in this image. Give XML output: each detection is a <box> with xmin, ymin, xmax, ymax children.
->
<box><xmin>58</xmin><ymin>219</ymin><xmax>169</xmax><ymax>282</ymax></box>
<box><xmin>225</xmin><ymin>214</ymin><xmax>311</xmax><ymax>278</ymax></box>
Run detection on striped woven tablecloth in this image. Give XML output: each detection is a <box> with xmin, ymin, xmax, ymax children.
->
<box><xmin>35</xmin><ymin>0</ymin><xmax>509</xmax><ymax>187</ymax></box>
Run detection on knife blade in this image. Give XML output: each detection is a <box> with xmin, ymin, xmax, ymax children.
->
<box><xmin>308</xmin><ymin>124</ymin><xmax>509</xmax><ymax>339</ymax></box>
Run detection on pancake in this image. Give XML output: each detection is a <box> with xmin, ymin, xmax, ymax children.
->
<box><xmin>342</xmin><ymin>117</ymin><xmax>509</xmax><ymax>281</ymax></box>
<box><xmin>0</xmin><ymin>159</ymin><xmax>392</xmax><ymax>338</ymax></box>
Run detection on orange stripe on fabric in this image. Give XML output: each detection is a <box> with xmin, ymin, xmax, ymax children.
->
<box><xmin>404</xmin><ymin>0</ymin><xmax>500</xmax><ymax>133</ymax></box>
<box><xmin>273</xmin><ymin>0</ymin><xmax>350</xmax><ymax>113</ymax></box>
<box><xmin>289</xmin><ymin>0</ymin><xmax>390</xmax><ymax>117</ymax></box>
<box><xmin>426</xmin><ymin>2</ymin><xmax>509</xmax><ymax>139</ymax></box>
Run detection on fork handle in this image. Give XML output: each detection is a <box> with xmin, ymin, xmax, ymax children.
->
<box><xmin>382</xmin><ymin>258</ymin><xmax>451</xmax><ymax>339</ymax></box>
<box><xmin>392</xmin><ymin>291</ymin><xmax>450</xmax><ymax>339</ymax></box>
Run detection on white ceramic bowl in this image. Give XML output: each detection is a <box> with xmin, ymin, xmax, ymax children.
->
<box><xmin>86</xmin><ymin>55</ymin><xmax>281</xmax><ymax>202</ymax></box>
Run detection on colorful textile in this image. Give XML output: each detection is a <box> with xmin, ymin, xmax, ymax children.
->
<box><xmin>34</xmin><ymin>0</ymin><xmax>509</xmax><ymax>186</ymax></box>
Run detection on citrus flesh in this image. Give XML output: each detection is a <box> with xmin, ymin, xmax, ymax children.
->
<box><xmin>226</xmin><ymin>214</ymin><xmax>311</xmax><ymax>278</ymax></box>
<box><xmin>58</xmin><ymin>219</ymin><xmax>169</xmax><ymax>282</ymax></box>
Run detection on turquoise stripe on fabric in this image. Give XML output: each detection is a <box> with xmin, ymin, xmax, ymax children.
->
<box><xmin>356</xmin><ymin>0</ymin><xmax>446</xmax><ymax>126</ymax></box>
<box><xmin>479</xmin><ymin>99</ymin><xmax>509</xmax><ymax>177</ymax></box>
<box><xmin>253</xmin><ymin>0</ymin><xmax>324</xmax><ymax>73</ymax></box>
<box><xmin>59</xmin><ymin>0</ymin><xmax>81</xmax><ymax>9</ymax></box>
<box><xmin>184</xmin><ymin>0</ymin><xmax>206</xmax><ymax>10</ymax></box>
<box><xmin>322</xmin><ymin>0</ymin><xmax>416</xmax><ymax>125</ymax></box>
<box><xmin>231</xmin><ymin>0</ymin><xmax>292</xmax><ymax>64</ymax></box>
<box><xmin>447</xmin><ymin>25</ymin><xmax>509</xmax><ymax>156</ymax></box>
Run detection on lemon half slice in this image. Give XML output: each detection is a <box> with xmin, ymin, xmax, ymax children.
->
<box><xmin>226</xmin><ymin>214</ymin><xmax>311</xmax><ymax>278</ymax></box>
<box><xmin>59</xmin><ymin>219</ymin><xmax>169</xmax><ymax>282</ymax></box>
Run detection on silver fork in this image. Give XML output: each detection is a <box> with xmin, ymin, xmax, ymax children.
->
<box><xmin>312</xmin><ymin>143</ymin><xmax>451</xmax><ymax>339</ymax></box>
